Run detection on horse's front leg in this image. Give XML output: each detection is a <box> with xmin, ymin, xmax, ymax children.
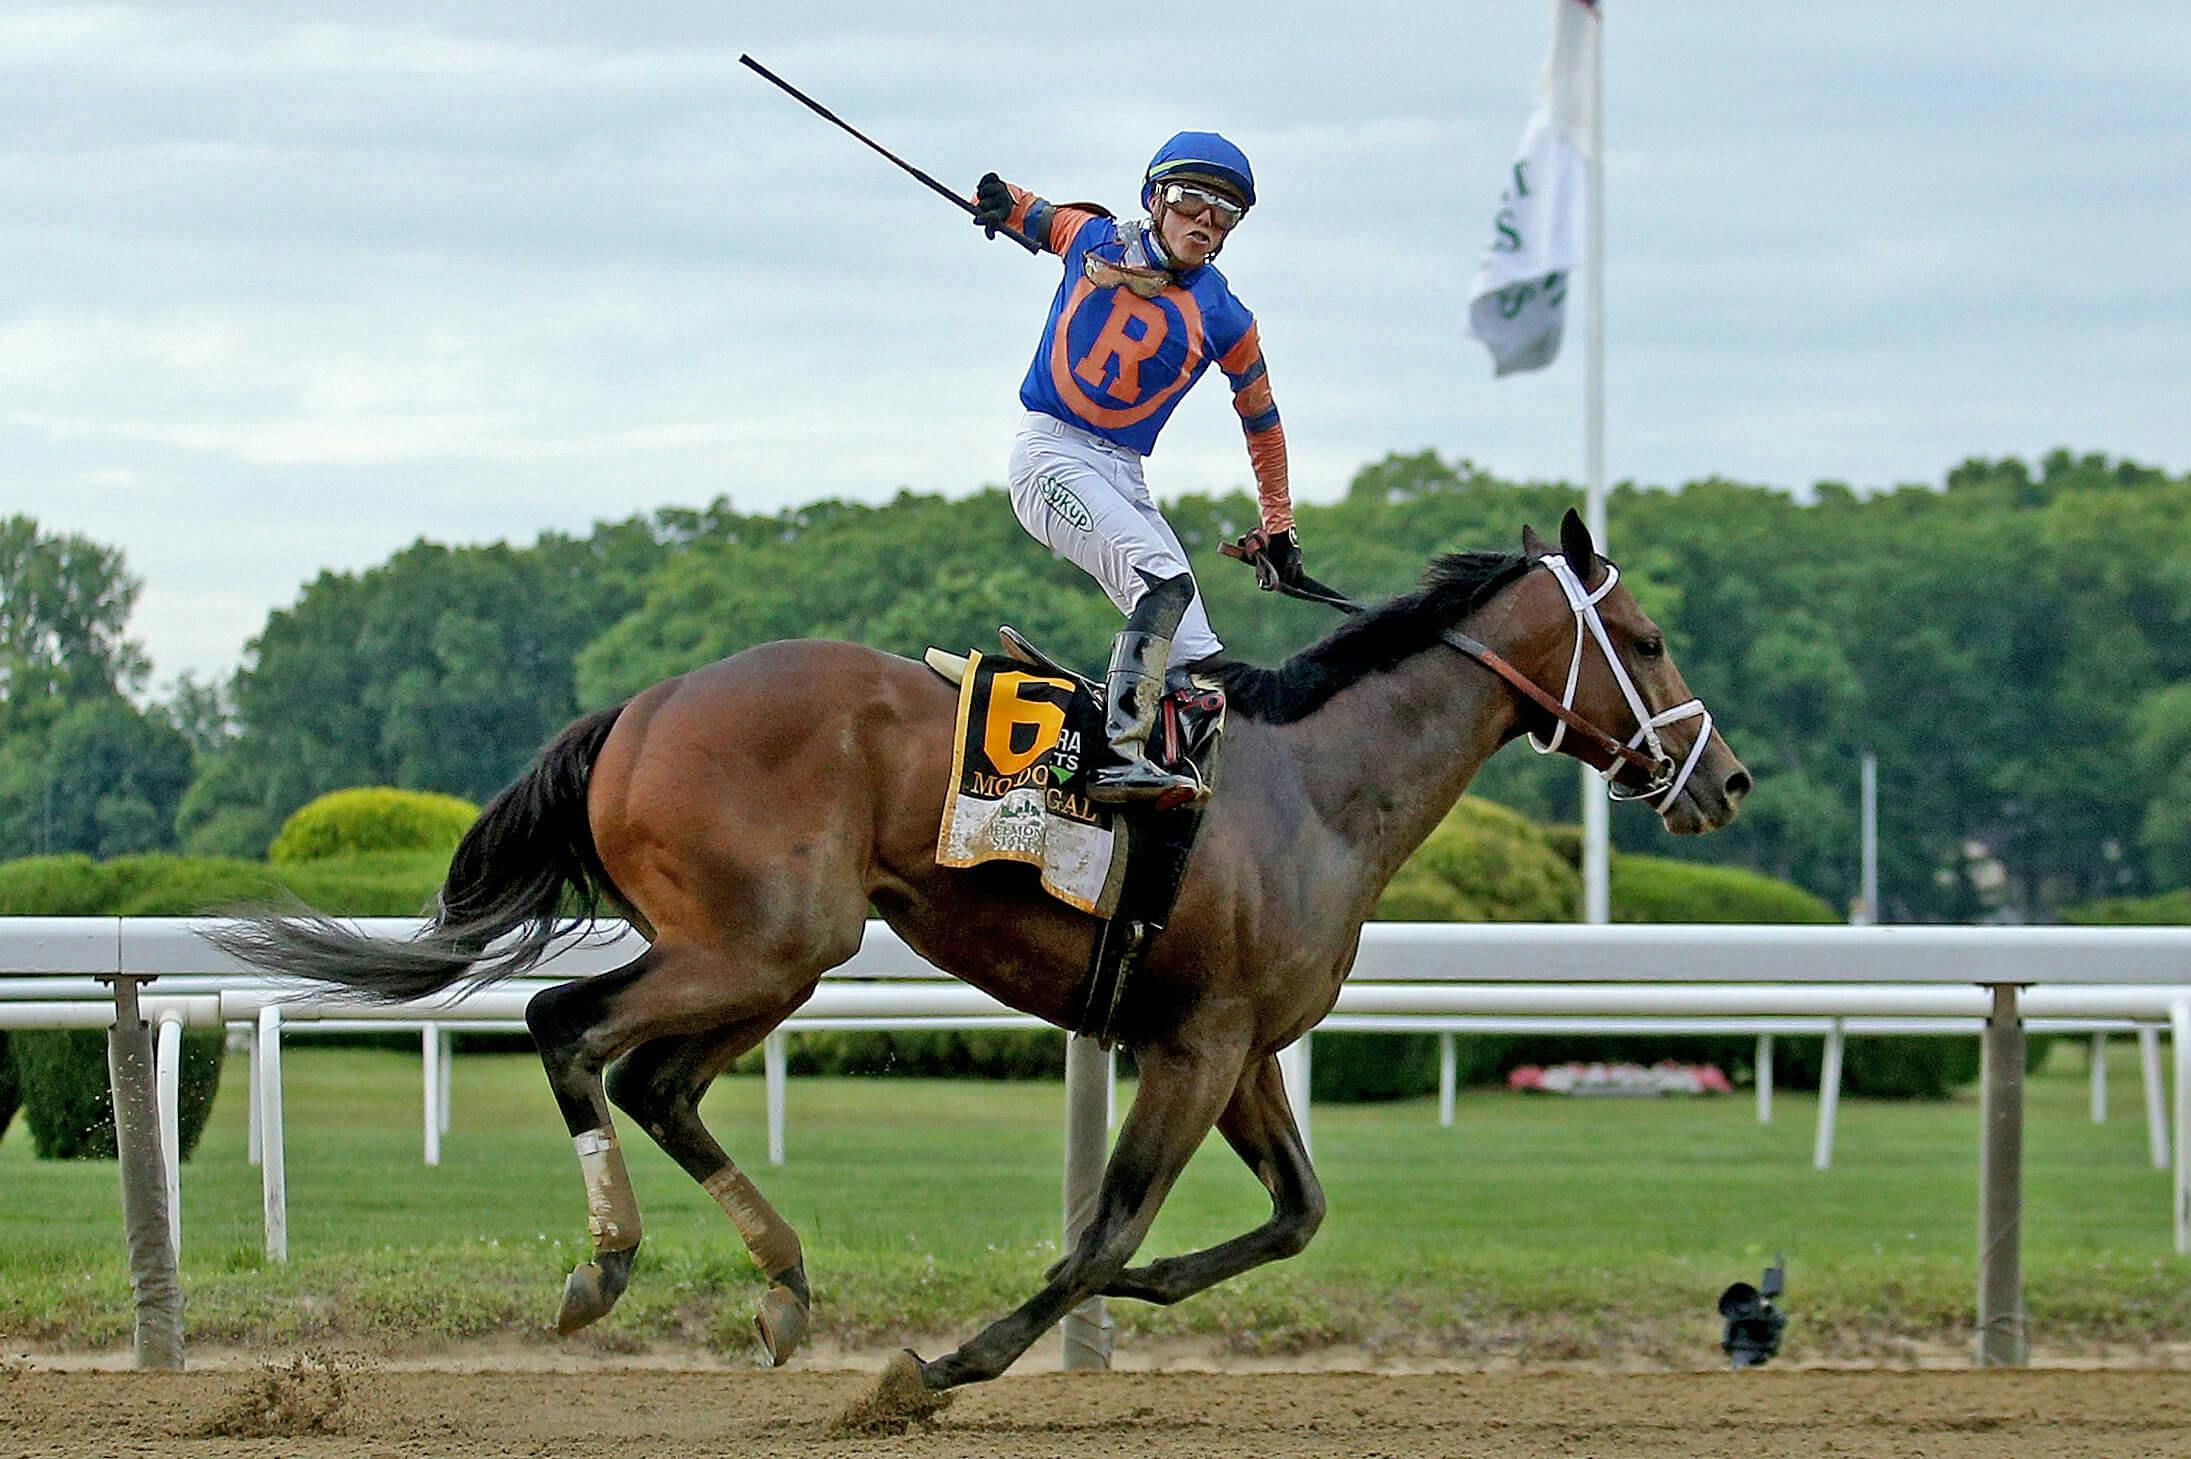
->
<box><xmin>1102</xmin><ymin>1052</ymin><xmax>1325</xmax><ymax>1306</ymax></box>
<box><xmin>921</xmin><ymin>1041</ymin><xmax>1244</xmax><ymax>1390</ymax></box>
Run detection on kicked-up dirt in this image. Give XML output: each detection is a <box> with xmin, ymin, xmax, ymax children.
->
<box><xmin>2</xmin><ymin>1360</ymin><xmax>2188</xmax><ymax>1458</ymax></box>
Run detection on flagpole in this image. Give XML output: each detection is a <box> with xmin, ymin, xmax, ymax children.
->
<box><xmin>1580</xmin><ymin>0</ymin><xmax>1609</xmax><ymax>925</ymax></box>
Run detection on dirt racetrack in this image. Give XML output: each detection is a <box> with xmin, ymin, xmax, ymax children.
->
<box><xmin>4</xmin><ymin>1362</ymin><xmax>2189</xmax><ymax>1458</ymax></box>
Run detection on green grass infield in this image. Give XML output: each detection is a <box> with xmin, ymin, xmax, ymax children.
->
<box><xmin>3</xmin><ymin>1040</ymin><xmax>2184</xmax><ymax>1363</ymax></box>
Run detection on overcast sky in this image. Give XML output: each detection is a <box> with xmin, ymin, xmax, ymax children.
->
<box><xmin>6</xmin><ymin>2</ymin><xmax>2186</xmax><ymax>689</ymax></box>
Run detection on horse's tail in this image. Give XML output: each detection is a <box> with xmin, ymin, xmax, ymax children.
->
<box><xmin>209</xmin><ymin>702</ymin><xmax>630</xmax><ymax>1003</ymax></box>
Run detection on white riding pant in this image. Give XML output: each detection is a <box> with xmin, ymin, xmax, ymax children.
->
<box><xmin>1006</xmin><ymin>410</ymin><xmax>1225</xmax><ymax>663</ymax></box>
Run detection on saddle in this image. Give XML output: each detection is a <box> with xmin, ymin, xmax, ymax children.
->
<box><xmin>923</xmin><ymin>626</ymin><xmax>1226</xmax><ymax>797</ymax></box>
<box><xmin>925</xmin><ymin>627</ymin><xmax>1226</xmax><ymax>1048</ymax></box>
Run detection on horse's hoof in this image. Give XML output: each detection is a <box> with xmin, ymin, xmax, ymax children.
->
<box><xmin>827</xmin><ymin>1349</ymin><xmax>953</xmax><ymax>1436</ymax></box>
<box><xmin>752</xmin><ymin>1281</ymin><xmax>809</xmax><ymax>1367</ymax></box>
<box><xmin>554</xmin><ymin>1244</ymin><xmax>637</xmax><ymax>1335</ymax></box>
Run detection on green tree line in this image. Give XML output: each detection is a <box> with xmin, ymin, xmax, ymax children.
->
<box><xmin>4</xmin><ymin>446</ymin><xmax>2186</xmax><ymax>921</ymax></box>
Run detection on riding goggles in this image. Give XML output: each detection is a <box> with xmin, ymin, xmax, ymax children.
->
<box><xmin>1159</xmin><ymin>182</ymin><xmax>1245</xmax><ymax>226</ymax></box>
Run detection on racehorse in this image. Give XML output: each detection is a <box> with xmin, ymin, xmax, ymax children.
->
<box><xmin>214</xmin><ymin>510</ymin><xmax>1747</xmax><ymax>1411</ymax></box>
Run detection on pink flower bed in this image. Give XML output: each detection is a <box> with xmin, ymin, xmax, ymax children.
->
<box><xmin>1507</xmin><ymin>1061</ymin><xmax>1733</xmax><ymax>1096</ymax></box>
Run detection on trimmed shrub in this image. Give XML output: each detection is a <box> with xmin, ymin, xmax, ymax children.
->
<box><xmin>1602</xmin><ymin>855</ymin><xmax>2011</xmax><ymax>1098</ymax></box>
<box><xmin>0</xmin><ymin>1033</ymin><xmax>18</xmax><ymax>1143</ymax></box>
<box><xmin>1332</xmin><ymin>800</ymin><xmax>1581</xmax><ymax>1102</ymax></box>
<box><xmin>1769</xmin><ymin>1029</ymin><xmax>2051</xmax><ymax>1101</ymax></box>
<box><xmin>0</xmin><ymin>849</ymin><xmax>451</xmax><ymax>917</ymax></box>
<box><xmin>225</xmin><ymin>850</ymin><xmax>453</xmax><ymax>915</ymax></box>
<box><xmin>2062</xmin><ymin>890</ymin><xmax>2191</xmax><ymax>925</ymax></box>
<box><xmin>12</xmin><ymin>1028</ymin><xmax>225</xmax><ymax>1160</ymax></box>
<box><xmin>743</xmin><ymin>1029</ymin><xmax>1065</xmax><ymax>1080</ymax></box>
<box><xmin>180</xmin><ymin>806</ymin><xmax>283</xmax><ymax>860</ymax></box>
<box><xmin>1347</xmin><ymin>804</ymin><xmax>1842</xmax><ymax>1101</ymax></box>
<box><xmin>1611</xmin><ymin>855</ymin><xmax>1836</xmax><ymax>924</ymax></box>
<box><xmin>1364</xmin><ymin>811</ymin><xmax>1991</xmax><ymax>1097</ymax></box>
<box><xmin>1447</xmin><ymin>843</ymin><xmax>1867</xmax><ymax>1091</ymax></box>
<box><xmin>268</xmin><ymin>787</ymin><xmax>479</xmax><ymax>866</ymax></box>
<box><xmin>1312</xmin><ymin>1030</ymin><xmax>1443</xmax><ymax>1103</ymax></box>
<box><xmin>1374</xmin><ymin>798</ymin><xmax>1579</xmax><ymax>923</ymax></box>
<box><xmin>1774</xmin><ymin>1035</ymin><xmax>1978</xmax><ymax>1101</ymax></box>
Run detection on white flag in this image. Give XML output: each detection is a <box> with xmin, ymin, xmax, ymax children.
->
<box><xmin>1466</xmin><ymin>0</ymin><xmax>1599</xmax><ymax>375</ymax></box>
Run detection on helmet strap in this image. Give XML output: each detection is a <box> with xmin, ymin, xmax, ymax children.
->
<box><xmin>1143</xmin><ymin>210</ymin><xmax>1222</xmax><ymax>270</ymax></box>
<box><xmin>1143</xmin><ymin>213</ymin><xmax>1180</xmax><ymax>270</ymax></box>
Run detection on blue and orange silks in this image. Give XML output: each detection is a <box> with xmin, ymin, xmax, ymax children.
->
<box><xmin>994</xmin><ymin>183</ymin><xmax>1294</xmax><ymax>537</ymax></box>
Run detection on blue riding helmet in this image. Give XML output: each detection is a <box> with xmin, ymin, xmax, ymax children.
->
<box><xmin>1142</xmin><ymin>131</ymin><xmax>1256</xmax><ymax>212</ymax></box>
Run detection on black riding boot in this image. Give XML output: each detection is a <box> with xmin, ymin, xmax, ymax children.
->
<box><xmin>1091</xmin><ymin>573</ymin><xmax>1205</xmax><ymax>807</ymax></box>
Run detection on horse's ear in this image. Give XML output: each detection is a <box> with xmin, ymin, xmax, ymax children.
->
<box><xmin>1521</xmin><ymin>524</ymin><xmax>1551</xmax><ymax>560</ymax></box>
<box><xmin>1559</xmin><ymin>508</ymin><xmax>1604</xmax><ymax>588</ymax></box>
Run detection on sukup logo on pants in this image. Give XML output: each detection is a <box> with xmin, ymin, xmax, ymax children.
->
<box><xmin>1035</xmin><ymin>473</ymin><xmax>1094</xmax><ymax>533</ymax></box>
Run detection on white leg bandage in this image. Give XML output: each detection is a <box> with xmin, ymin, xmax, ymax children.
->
<box><xmin>704</xmin><ymin>1165</ymin><xmax>804</xmax><ymax>1278</ymax></box>
<box><xmin>572</xmin><ymin>1128</ymin><xmax>643</xmax><ymax>1252</ymax></box>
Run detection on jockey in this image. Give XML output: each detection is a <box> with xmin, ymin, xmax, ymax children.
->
<box><xmin>974</xmin><ymin>131</ymin><xmax>1309</xmax><ymax>805</ymax></box>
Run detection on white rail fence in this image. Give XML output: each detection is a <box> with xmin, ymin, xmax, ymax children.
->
<box><xmin>4</xmin><ymin>917</ymin><xmax>2190</xmax><ymax>1372</ymax></box>
<box><xmin>12</xmin><ymin>992</ymin><xmax>2169</xmax><ymax>1254</ymax></box>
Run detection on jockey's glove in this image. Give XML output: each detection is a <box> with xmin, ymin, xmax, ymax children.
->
<box><xmin>973</xmin><ymin>172</ymin><xmax>1014</xmax><ymax>235</ymax></box>
<box><xmin>1260</xmin><ymin>528</ymin><xmax>1305</xmax><ymax>590</ymax></box>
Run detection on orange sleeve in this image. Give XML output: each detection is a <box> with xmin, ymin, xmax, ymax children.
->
<box><xmin>994</xmin><ymin>182</ymin><xmax>1106</xmax><ymax>256</ymax></box>
<box><xmin>1222</xmin><ymin>326</ymin><xmax>1293</xmax><ymax>535</ymax></box>
<box><xmin>1245</xmin><ymin>423</ymin><xmax>1293</xmax><ymax>536</ymax></box>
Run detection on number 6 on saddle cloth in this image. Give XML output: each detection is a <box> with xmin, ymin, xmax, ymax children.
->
<box><xmin>925</xmin><ymin>626</ymin><xmax>1225</xmax><ymax>1047</ymax></box>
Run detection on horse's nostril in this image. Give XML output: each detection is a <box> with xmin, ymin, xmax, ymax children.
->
<box><xmin>1725</xmin><ymin>770</ymin><xmax>1753</xmax><ymax>801</ymax></box>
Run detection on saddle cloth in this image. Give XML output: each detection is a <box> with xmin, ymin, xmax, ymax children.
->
<box><xmin>930</xmin><ymin>643</ymin><xmax>1226</xmax><ymax>918</ymax></box>
<box><xmin>934</xmin><ymin>649</ymin><xmax>1126</xmax><ymax>916</ymax></box>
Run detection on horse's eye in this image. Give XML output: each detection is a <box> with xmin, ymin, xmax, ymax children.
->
<box><xmin>1638</xmin><ymin>637</ymin><xmax>1665</xmax><ymax>660</ymax></box>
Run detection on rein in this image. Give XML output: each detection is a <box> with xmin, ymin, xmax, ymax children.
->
<box><xmin>1223</xmin><ymin>540</ymin><xmax>1710</xmax><ymax>808</ymax></box>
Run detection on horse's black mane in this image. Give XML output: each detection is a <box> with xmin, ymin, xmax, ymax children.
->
<box><xmin>1200</xmin><ymin>545</ymin><xmax>1524</xmax><ymax>722</ymax></box>
<box><xmin>1198</xmin><ymin>550</ymin><xmax>1534</xmax><ymax>724</ymax></box>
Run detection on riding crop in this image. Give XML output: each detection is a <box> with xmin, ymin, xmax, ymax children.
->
<box><xmin>738</xmin><ymin>54</ymin><xmax>1045</xmax><ymax>255</ymax></box>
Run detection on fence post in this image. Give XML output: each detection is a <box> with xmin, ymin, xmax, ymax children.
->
<box><xmin>1438</xmin><ymin>1032</ymin><xmax>1456</xmax><ymax>1128</ymax></box>
<box><xmin>245</xmin><ymin>1019</ymin><xmax>262</xmax><ymax>1166</ymax></box>
<box><xmin>1756</xmin><ymin>1033</ymin><xmax>1774</xmax><ymax>1124</ymax></box>
<box><xmin>1060</xmin><ymin>1034</ymin><xmax>1114</xmax><ymax>1370</ymax></box>
<box><xmin>439</xmin><ymin>1027</ymin><xmax>454</xmax><ymax>1136</ymax></box>
<box><xmin>105</xmin><ymin>975</ymin><xmax>183</xmax><ymax>1369</ymax></box>
<box><xmin>2173</xmin><ymin>1002</ymin><xmax>2191</xmax><ymax>1257</ymax></box>
<box><xmin>422</xmin><ymin>1023</ymin><xmax>442</xmax><ymax>1167</ymax></box>
<box><xmin>1977</xmin><ymin>983</ymin><xmax>2027</xmax><ymax>1365</ymax></box>
<box><xmin>1812</xmin><ymin>1020</ymin><xmax>1844</xmax><ymax>1170</ymax></box>
<box><xmin>1278</xmin><ymin>1035</ymin><xmax>1312</xmax><ymax>1160</ymax></box>
<box><xmin>257</xmin><ymin>1004</ymin><xmax>288</xmax><ymax>1263</ymax></box>
<box><xmin>2090</xmin><ymin>1032</ymin><xmax>2108</xmax><ymax>1124</ymax></box>
<box><xmin>765</xmin><ymin>1030</ymin><xmax>788</xmax><ymax>1167</ymax></box>
<box><xmin>156</xmin><ymin>1011</ymin><xmax>183</xmax><ymax>1259</ymax></box>
<box><xmin>2140</xmin><ymin>1025</ymin><xmax>2169</xmax><ymax>1171</ymax></box>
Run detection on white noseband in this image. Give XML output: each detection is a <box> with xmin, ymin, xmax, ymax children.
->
<box><xmin>1526</xmin><ymin>554</ymin><xmax>1713</xmax><ymax>813</ymax></box>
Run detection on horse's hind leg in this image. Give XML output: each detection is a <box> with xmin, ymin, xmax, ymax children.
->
<box><xmin>607</xmin><ymin>1022</ymin><xmax>811</xmax><ymax>1365</ymax></box>
<box><xmin>524</xmin><ymin>940</ymin><xmax>818</xmax><ymax>1336</ymax></box>
<box><xmin>525</xmin><ymin>960</ymin><xmax>653</xmax><ymax>1332</ymax></box>
<box><xmin>1101</xmin><ymin>1053</ymin><xmax>1325</xmax><ymax>1306</ymax></box>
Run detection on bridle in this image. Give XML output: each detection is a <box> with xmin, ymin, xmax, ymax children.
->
<box><xmin>1517</xmin><ymin>553</ymin><xmax>1712</xmax><ymax>810</ymax></box>
<box><xmin>1221</xmin><ymin>538</ymin><xmax>1715</xmax><ymax>811</ymax></box>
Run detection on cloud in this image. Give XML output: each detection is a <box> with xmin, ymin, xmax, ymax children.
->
<box><xmin>4</xmin><ymin>1</ymin><xmax>2187</xmax><ymax>689</ymax></box>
